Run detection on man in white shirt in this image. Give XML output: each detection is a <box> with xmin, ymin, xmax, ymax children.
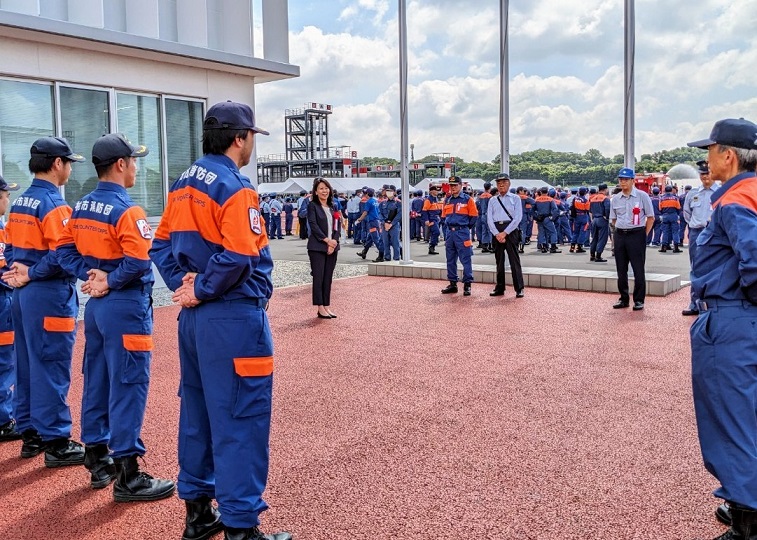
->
<box><xmin>487</xmin><ymin>173</ymin><xmax>525</xmax><ymax>298</ymax></box>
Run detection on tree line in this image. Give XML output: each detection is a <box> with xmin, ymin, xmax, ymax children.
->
<box><xmin>360</xmin><ymin>147</ymin><xmax>707</xmax><ymax>185</ymax></box>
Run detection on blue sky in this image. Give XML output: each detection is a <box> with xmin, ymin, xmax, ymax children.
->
<box><xmin>254</xmin><ymin>0</ymin><xmax>757</xmax><ymax>163</ymax></box>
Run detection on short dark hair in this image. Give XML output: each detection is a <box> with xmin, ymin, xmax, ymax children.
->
<box><xmin>95</xmin><ymin>158</ymin><xmax>126</xmax><ymax>179</ymax></box>
<box><xmin>202</xmin><ymin>128</ymin><xmax>249</xmax><ymax>155</ymax></box>
<box><xmin>29</xmin><ymin>155</ymin><xmax>59</xmax><ymax>174</ymax></box>
<box><xmin>311</xmin><ymin>177</ymin><xmax>334</xmax><ymax>209</ymax></box>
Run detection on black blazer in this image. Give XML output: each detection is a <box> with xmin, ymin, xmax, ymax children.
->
<box><xmin>307</xmin><ymin>202</ymin><xmax>341</xmax><ymax>253</ymax></box>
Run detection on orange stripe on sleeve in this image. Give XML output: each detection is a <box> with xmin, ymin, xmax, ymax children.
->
<box><xmin>116</xmin><ymin>206</ymin><xmax>152</xmax><ymax>260</ymax></box>
<box><xmin>234</xmin><ymin>356</ymin><xmax>274</xmax><ymax>377</ymax></box>
<box><xmin>468</xmin><ymin>198</ymin><xmax>478</xmax><ymax>217</ymax></box>
<box><xmin>220</xmin><ymin>188</ymin><xmax>263</xmax><ymax>257</ymax></box>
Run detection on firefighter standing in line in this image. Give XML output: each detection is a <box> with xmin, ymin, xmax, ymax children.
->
<box><xmin>421</xmin><ymin>185</ymin><xmax>443</xmax><ymax>255</ymax></box>
<box><xmin>0</xmin><ymin>174</ymin><xmax>20</xmax><ymax>442</ymax></box>
<box><xmin>589</xmin><ymin>183</ymin><xmax>612</xmax><ymax>263</ymax></box>
<box><xmin>56</xmin><ymin>133</ymin><xmax>175</xmax><ymax>501</ymax></box>
<box><xmin>440</xmin><ymin>176</ymin><xmax>478</xmax><ymax>296</ymax></box>
<box><xmin>658</xmin><ymin>185</ymin><xmax>682</xmax><ymax>253</ymax></box>
<box><xmin>3</xmin><ymin>137</ymin><xmax>85</xmax><ymax>467</ymax></box>
<box><xmin>150</xmin><ymin>101</ymin><xmax>291</xmax><ymax>540</ymax></box>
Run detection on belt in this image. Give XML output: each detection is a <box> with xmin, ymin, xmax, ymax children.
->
<box><xmin>447</xmin><ymin>226</ymin><xmax>468</xmax><ymax>231</ymax></box>
<box><xmin>206</xmin><ymin>297</ymin><xmax>269</xmax><ymax>310</ymax></box>
<box><xmin>615</xmin><ymin>228</ymin><xmax>645</xmax><ymax>234</ymax></box>
<box><xmin>697</xmin><ymin>299</ymin><xmax>756</xmax><ymax>312</ymax></box>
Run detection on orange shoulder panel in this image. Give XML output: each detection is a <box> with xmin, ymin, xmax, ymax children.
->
<box><xmin>70</xmin><ymin>217</ymin><xmax>120</xmax><ymax>259</ymax></box>
<box><xmin>166</xmin><ymin>186</ymin><xmax>223</xmax><ymax>245</ymax></box>
<box><xmin>716</xmin><ymin>182</ymin><xmax>757</xmax><ymax>212</ymax></box>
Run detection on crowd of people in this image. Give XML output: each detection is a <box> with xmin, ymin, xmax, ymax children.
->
<box><xmin>0</xmin><ymin>101</ymin><xmax>290</xmax><ymax>540</ymax></box>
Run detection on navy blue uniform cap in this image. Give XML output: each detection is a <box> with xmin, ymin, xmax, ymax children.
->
<box><xmin>494</xmin><ymin>173</ymin><xmax>510</xmax><ymax>182</ymax></box>
<box><xmin>204</xmin><ymin>101</ymin><xmax>270</xmax><ymax>135</ymax></box>
<box><xmin>696</xmin><ymin>160</ymin><xmax>710</xmax><ymax>174</ymax></box>
<box><xmin>92</xmin><ymin>133</ymin><xmax>149</xmax><ymax>166</ymax></box>
<box><xmin>0</xmin><ymin>174</ymin><xmax>19</xmax><ymax>192</ymax></box>
<box><xmin>688</xmin><ymin>118</ymin><xmax>757</xmax><ymax>150</ymax></box>
<box><xmin>366</xmin><ymin>188</ymin><xmax>375</xmax><ymax>196</ymax></box>
<box><xmin>31</xmin><ymin>136</ymin><xmax>84</xmax><ymax>162</ymax></box>
<box><xmin>664</xmin><ymin>185</ymin><xmax>673</xmax><ymax>192</ymax></box>
<box><xmin>448</xmin><ymin>176</ymin><xmax>462</xmax><ymax>185</ymax></box>
<box><xmin>598</xmin><ymin>183</ymin><xmax>608</xmax><ymax>190</ymax></box>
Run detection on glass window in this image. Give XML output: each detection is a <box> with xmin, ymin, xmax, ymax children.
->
<box><xmin>117</xmin><ymin>93</ymin><xmax>164</xmax><ymax>216</ymax></box>
<box><xmin>165</xmin><ymin>99</ymin><xmax>203</xmax><ymax>182</ymax></box>
<box><xmin>0</xmin><ymin>80</ymin><xmax>55</xmax><ymax>194</ymax></box>
<box><xmin>59</xmin><ymin>86</ymin><xmax>111</xmax><ymax>206</ymax></box>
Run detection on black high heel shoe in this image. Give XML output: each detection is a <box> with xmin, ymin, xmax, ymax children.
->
<box><xmin>317</xmin><ymin>312</ymin><xmax>332</xmax><ymax>319</ymax></box>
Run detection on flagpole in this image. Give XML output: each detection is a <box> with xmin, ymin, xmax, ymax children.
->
<box><xmin>399</xmin><ymin>0</ymin><xmax>412</xmax><ymax>263</ymax></box>
<box><xmin>624</xmin><ymin>0</ymin><xmax>635</xmax><ymax>169</ymax></box>
<box><xmin>500</xmin><ymin>0</ymin><xmax>510</xmax><ymax>175</ymax></box>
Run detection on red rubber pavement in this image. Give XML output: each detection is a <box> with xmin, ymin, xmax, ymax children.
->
<box><xmin>0</xmin><ymin>277</ymin><xmax>726</xmax><ymax>539</ymax></box>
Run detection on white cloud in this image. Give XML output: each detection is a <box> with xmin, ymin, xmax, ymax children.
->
<box><xmin>255</xmin><ymin>0</ymin><xmax>757</xmax><ymax>165</ymax></box>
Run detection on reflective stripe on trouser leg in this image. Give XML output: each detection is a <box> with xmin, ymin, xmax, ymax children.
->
<box><xmin>178</xmin><ymin>301</ymin><xmax>272</xmax><ymax>528</ymax></box>
<box><xmin>446</xmin><ymin>228</ymin><xmax>473</xmax><ymax>283</ymax></box>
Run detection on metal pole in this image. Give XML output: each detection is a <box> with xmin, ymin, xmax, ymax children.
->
<box><xmin>624</xmin><ymin>0</ymin><xmax>635</xmax><ymax>169</ymax></box>
<box><xmin>399</xmin><ymin>0</ymin><xmax>412</xmax><ymax>264</ymax></box>
<box><xmin>500</xmin><ymin>0</ymin><xmax>510</xmax><ymax>175</ymax></box>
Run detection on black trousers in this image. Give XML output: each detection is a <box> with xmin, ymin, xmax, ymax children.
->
<box><xmin>613</xmin><ymin>228</ymin><xmax>647</xmax><ymax>303</ymax></box>
<box><xmin>308</xmin><ymin>250</ymin><xmax>338</xmax><ymax>306</ymax></box>
<box><xmin>299</xmin><ymin>216</ymin><xmax>308</xmax><ymax>239</ymax></box>
<box><xmin>493</xmin><ymin>232</ymin><xmax>524</xmax><ymax>292</ymax></box>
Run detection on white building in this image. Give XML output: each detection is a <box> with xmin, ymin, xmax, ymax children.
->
<box><xmin>0</xmin><ymin>0</ymin><xmax>298</xmax><ymax>219</ymax></box>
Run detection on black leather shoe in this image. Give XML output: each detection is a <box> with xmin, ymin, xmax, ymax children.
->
<box><xmin>224</xmin><ymin>526</ymin><xmax>292</xmax><ymax>540</ymax></box>
<box><xmin>633</xmin><ymin>301</ymin><xmax>644</xmax><ymax>311</ymax></box>
<box><xmin>0</xmin><ymin>419</ymin><xmax>21</xmax><ymax>441</ymax></box>
<box><xmin>183</xmin><ymin>496</ymin><xmax>223</xmax><ymax>540</ymax></box>
<box><xmin>441</xmin><ymin>282</ymin><xmax>458</xmax><ymax>294</ymax></box>
<box><xmin>463</xmin><ymin>283</ymin><xmax>471</xmax><ymax>296</ymax></box>
<box><xmin>716</xmin><ymin>502</ymin><xmax>732</xmax><ymax>526</ymax></box>
<box><xmin>515</xmin><ymin>290</ymin><xmax>525</xmax><ymax>298</ymax></box>
<box><xmin>44</xmin><ymin>438</ymin><xmax>85</xmax><ymax>468</ymax></box>
<box><xmin>613</xmin><ymin>300</ymin><xmax>630</xmax><ymax>309</ymax></box>
<box><xmin>20</xmin><ymin>429</ymin><xmax>44</xmax><ymax>458</ymax></box>
<box><xmin>372</xmin><ymin>255</ymin><xmax>385</xmax><ymax>263</ymax></box>
<box><xmin>594</xmin><ymin>257</ymin><xmax>607</xmax><ymax>263</ymax></box>
<box><xmin>84</xmin><ymin>444</ymin><xmax>117</xmax><ymax>489</ymax></box>
<box><xmin>682</xmin><ymin>308</ymin><xmax>700</xmax><ymax>316</ymax></box>
<box><xmin>113</xmin><ymin>455</ymin><xmax>176</xmax><ymax>502</ymax></box>
<box><xmin>428</xmin><ymin>248</ymin><xmax>439</xmax><ymax>255</ymax></box>
<box><xmin>489</xmin><ymin>288</ymin><xmax>505</xmax><ymax>297</ymax></box>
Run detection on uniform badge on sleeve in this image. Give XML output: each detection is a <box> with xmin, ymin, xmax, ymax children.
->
<box><xmin>249</xmin><ymin>208</ymin><xmax>262</xmax><ymax>234</ymax></box>
<box><xmin>136</xmin><ymin>219</ymin><xmax>153</xmax><ymax>239</ymax></box>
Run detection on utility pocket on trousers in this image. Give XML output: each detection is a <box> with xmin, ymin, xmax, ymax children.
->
<box><xmin>122</xmin><ymin>334</ymin><xmax>153</xmax><ymax>384</ymax></box>
<box><xmin>231</xmin><ymin>357</ymin><xmax>273</xmax><ymax>419</ymax></box>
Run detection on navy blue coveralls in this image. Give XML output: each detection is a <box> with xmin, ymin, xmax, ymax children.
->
<box><xmin>410</xmin><ymin>195</ymin><xmax>424</xmax><ymax>240</ymax></box>
<box><xmin>150</xmin><ymin>153</ymin><xmax>275</xmax><ymax>529</ymax></box>
<box><xmin>379</xmin><ymin>198</ymin><xmax>401</xmax><ymax>260</ymax></box>
<box><xmin>534</xmin><ymin>195</ymin><xmax>559</xmax><ymax>246</ymax></box>
<box><xmin>518</xmin><ymin>194</ymin><xmax>535</xmax><ymax>245</ymax></box>
<box><xmin>442</xmin><ymin>193</ymin><xmax>478</xmax><ymax>283</ymax></box>
<box><xmin>0</xmin><ymin>223</ymin><xmax>14</xmax><ymax>427</ymax></box>
<box><xmin>690</xmin><ymin>171</ymin><xmax>757</xmax><ymax>510</ymax></box>
<box><xmin>647</xmin><ymin>193</ymin><xmax>662</xmax><ymax>245</ymax></box>
<box><xmin>589</xmin><ymin>193</ymin><xmax>611</xmax><ymax>256</ymax></box>
<box><xmin>7</xmin><ymin>179</ymin><xmax>77</xmax><ymax>441</ymax></box>
<box><xmin>421</xmin><ymin>194</ymin><xmax>443</xmax><ymax>248</ymax></box>
<box><xmin>57</xmin><ymin>182</ymin><xmax>154</xmax><ymax>457</ymax></box>
<box><xmin>659</xmin><ymin>192</ymin><xmax>681</xmax><ymax>247</ymax></box>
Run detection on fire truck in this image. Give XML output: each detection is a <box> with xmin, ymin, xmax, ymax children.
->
<box><xmin>634</xmin><ymin>173</ymin><xmax>667</xmax><ymax>193</ymax></box>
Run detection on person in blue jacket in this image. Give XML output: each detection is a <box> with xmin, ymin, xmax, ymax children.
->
<box><xmin>378</xmin><ymin>185</ymin><xmax>401</xmax><ymax>261</ymax></box>
<box><xmin>0</xmin><ymin>174</ymin><xmax>19</xmax><ymax>442</ymax></box>
<box><xmin>440</xmin><ymin>176</ymin><xmax>478</xmax><ymax>296</ymax></box>
<box><xmin>687</xmin><ymin>119</ymin><xmax>757</xmax><ymax>540</ymax></box>
<box><xmin>150</xmin><ymin>101</ymin><xmax>291</xmax><ymax>540</ymax></box>
<box><xmin>355</xmin><ymin>188</ymin><xmax>384</xmax><ymax>261</ymax></box>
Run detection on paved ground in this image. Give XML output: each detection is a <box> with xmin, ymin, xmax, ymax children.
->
<box><xmin>0</xmin><ymin>276</ymin><xmax>725</xmax><ymax>540</ymax></box>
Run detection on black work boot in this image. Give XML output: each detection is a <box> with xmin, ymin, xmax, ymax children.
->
<box><xmin>569</xmin><ymin>243</ymin><xmax>576</xmax><ymax>253</ymax></box>
<box><xmin>20</xmin><ymin>429</ymin><xmax>44</xmax><ymax>458</ymax></box>
<box><xmin>550</xmin><ymin>244</ymin><xmax>562</xmax><ymax>253</ymax></box>
<box><xmin>594</xmin><ymin>252</ymin><xmax>607</xmax><ymax>263</ymax></box>
<box><xmin>0</xmin><ymin>419</ymin><xmax>21</xmax><ymax>441</ymax></box>
<box><xmin>658</xmin><ymin>245</ymin><xmax>668</xmax><ymax>252</ymax></box>
<box><xmin>441</xmin><ymin>281</ymin><xmax>458</xmax><ymax>294</ymax></box>
<box><xmin>113</xmin><ymin>455</ymin><xmax>176</xmax><ymax>502</ymax></box>
<box><xmin>463</xmin><ymin>283</ymin><xmax>471</xmax><ymax>296</ymax></box>
<box><xmin>590</xmin><ymin>252</ymin><xmax>596</xmax><ymax>261</ymax></box>
<box><xmin>372</xmin><ymin>254</ymin><xmax>385</xmax><ymax>263</ymax></box>
<box><xmin>84</xmin><ymin>444</ymin><xmax>117</xmax><ymax>489</ymax></box>
<box><xmin>183</xmin><ymin>496</ymin><xmax>223</xmax><ymax>540</ymax></box>
<box><xmin>428</xmin><ymin>246</ymin><xmax>438</xmax><ymax>255</ymax></box>
<box><xmin>672</xmin><ymin>244</ymin><xmax>682</xmax><ymax>253</ymax></box>
<box><xmin>357</xmin><ymin>247</ymin><xmax>368</xmax><ymax>259</ymax></box>
<box><xmin>224</xmin><ymin>526</ymin><xmax>292</xmax><ymax>540</ymax></box>
<box><xmin>712</xmin><ymin>504</ymin><xmax>757</xmax><ymax>539</ymax></box>
<box><xmin>575</xmin><ymin>246</ymin><xmax>586</xmax><ymax>253</ymax></box>
<box><xmin>716</xmin><ymin>502</ymin><xmax>733</xmax><ymax>526</ymax></box>
<box><xmin>44</xmin><ymin>438</ymin><xmax>85</xmax><ymax>468</ymax></box>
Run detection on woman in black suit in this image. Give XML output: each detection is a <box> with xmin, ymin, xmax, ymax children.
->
<box><xmin>307</xmin><ymin>177</ymin><xmax>341</xmax><ymax>319</ymax></box>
